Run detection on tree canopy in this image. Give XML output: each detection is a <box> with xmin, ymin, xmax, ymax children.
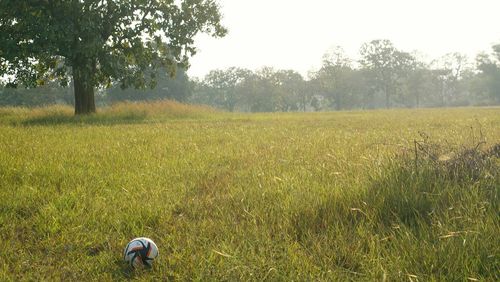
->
<box><xmin>0</xmin><ymin>0</ymin><xmax>226</xmax><ymax>114</ymax></box>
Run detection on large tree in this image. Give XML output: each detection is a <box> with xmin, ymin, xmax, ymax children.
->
<box><xmin>0</xmin><ymin>0</ymin><xmax>226</xmax><ymax>114</ymax></box>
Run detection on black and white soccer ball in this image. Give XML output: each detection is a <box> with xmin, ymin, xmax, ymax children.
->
<box><xmin>123</xmin><ymin>237</ymin><xmax>159</xmax><ymax>268</ymax></box>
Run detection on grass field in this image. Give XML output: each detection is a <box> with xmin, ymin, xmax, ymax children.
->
<box><xmin>0</xmin><ymin>102</ymin><xmax>499</xmax><ymax>281</ymax></box>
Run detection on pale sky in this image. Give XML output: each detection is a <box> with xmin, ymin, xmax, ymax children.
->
<box><xmin>187</xmin><ymin>0</ymin><xmax>500</xmax><ymax>79</ymax></box>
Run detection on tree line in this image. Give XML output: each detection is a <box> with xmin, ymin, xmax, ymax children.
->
<box><xmin>2</xmin><ymin>39</ymin><xmax>499</xmax><ymax>111</ymax></box>
<box><xmin>192</xmin><ymin>40</ymin><xmax>500</xmax><ymax>111</ymax></box>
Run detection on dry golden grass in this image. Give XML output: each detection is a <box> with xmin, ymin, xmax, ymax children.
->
<box><xmin>105</xmin><ymin>100</ymin><xmax>217</xmax><ymax>117</ymax></box>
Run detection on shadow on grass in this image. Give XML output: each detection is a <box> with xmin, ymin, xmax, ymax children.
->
<box><xmin>110</xmin><ymin>259</ymin><xmax>137</xmax><ymax>280</ymax></box>
<box><xmin>17</xmin><ymin>111</ymin><xmax>149</xmax><ymax>127</ymax></box>
<box><xmin>288</xmin><ymin>141</ymin><xmax>499</xmax><ymax>279</ymax></box>
<box><xmin>364</xmin><ymin>141</ymin><xmax>499</xmax><ymax>229</ymax></box>
<box><xmin>111</xmin><ymin>259</ymin><xmax>171</xmax><ymax>281</ymax></box>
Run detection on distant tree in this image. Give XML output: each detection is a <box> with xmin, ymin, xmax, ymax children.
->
<box><xmin>405</xmin><ymin>65</ymin><xmax>435</xmax><ymax>108</ymax></box>
<box><xmin>189</xmin><ymin>77</ymin><xmax>210</xmax><ymax>105</ymax></box>
<box><xmin>232</xmin><ymin>68</ymin><xmax>307</xmax><ymax>112</ymax></box>
<box><xmin>0</xmin><ymin>81</ymin><xmax>74</xmax><ymax>107</ymax></box>
<box><xmin>202</xmin><ymin>67</ymin><xmax>252</xmax><ymax>111</ymax></box>
<box><xmin>188</xmin><ymin>43</ymin><xmax>500</xmax><ymax>111</ymax></box>
<box><xmin>431</xmin><ymin>53</ymin><xmax>470</xmax><ymax>106</ymax></box>
<box><xmin>494</xmin><ymin>44</ymin><xmax>500</xmax><ymax>60</ymax></box>
<box><xmin>313</xmin><ymin>46</ymin><xmax>353</xmax><ymax>110</ymax></box>
<box><xmin>0</xmin><ymin>0</ymin><xmax>226</xmax><ymax>114</ymax></box>
<box><xmin>475</xmin><ymin>45</ymin><xmax>500</xmax><ymax>104</ymax></box>
<box><xmin>106</xmin><ymin>67</ymin><xmax>191</xmax><ymax>103</ymax></box>
<box><xmin>242</xmin><ymin>67</ymin><xmax>278</xmax><ymax>112</ymax></box>
<box><xmin>345</xmin><ymin>69</ymin><xmax>369</xmax><ymax>109</ymax></box>
<box><xmin>360</xmin><ymin>40</ymin><xmax>415</xmax><ymax>108</ymax></box>
<box><xmin>273</xmin><ymin>70</ymin><xmax>305</xmax><ymax>111</ymax></box>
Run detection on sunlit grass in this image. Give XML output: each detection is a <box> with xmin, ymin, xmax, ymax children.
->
<box><xmin>0</xmin><ymin>100</ymin><xmax>218</xmax><ymax>126</ymax></box>
<box><xmin>0</xmin><ymin>104</ymin><xmax>498</xmax><ymax>280</ymax></box>
<box><xmin>105</xmin><ymin>100</ymin><xmax>218</xmax><ymax>119</ymax></box>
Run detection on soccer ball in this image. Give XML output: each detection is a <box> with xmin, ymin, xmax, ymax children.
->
<box><xmin>123</xmin><ymin>237</ymin><xmax>159</xmax><ymax>268</ymax></box>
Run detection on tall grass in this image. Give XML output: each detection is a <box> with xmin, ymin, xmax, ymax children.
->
<box><xmin>105</xmin><ymin>100</ymin><xmax>217</xmax><ymax>119</ymax></box>
<box><xmin>0</xmin><ymin>105</ymin><xmax>499</xmax><ymax>280</ymax></box>
<box><xmin>0</xmin><ymin>100</ymin><xmax>218</xmax><ymax>126</ymax></box>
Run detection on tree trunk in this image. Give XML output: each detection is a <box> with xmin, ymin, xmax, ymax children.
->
<box><xmin>335</xmin><ymin>91</ymin><xmax>341</xmax><ymax>111</ymax></box>
<box><xmin>384</xmin><ymin>84</ymin><xmax>390</xmax><ymax>108</ymax></box>
<box><xmin>73</xmin><ymin>61</ymin><xmax>96</xmax><ymax>115</ymax></box>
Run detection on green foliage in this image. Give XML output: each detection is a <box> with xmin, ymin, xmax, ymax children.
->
<box><xmin>106</xmin><ymin>68</ymin><xmax>191</xmax><ymax>103</ymax></box>
<box><xmin>0</xmin><ymin>82</ymin><xmax>73</xmax><ymax>107</ymax></box>
<box><xmin>360</xmin><ymin>40</ymin><xmax>417</xmax><ymax>108</ymax></box>
<box><xmin>310</xmin><ymin>46</ymin><xmax>361</xmax><ymax>110</ymax></box>
<box><xmin>476</xmin><ymin>46</ymin><xmax>500</xmax><ymax>103</ymax></box>
<box><xmin>198</xmin><ymin>67</ymin><xmax>252</xmax><ymax>111</ymax></box>
<box><xmin>0</xmin><ymin>0</ymin><xmax>226</xmax><ymax>113</ymax></box>
<box><xmin>191</xmin><ymin>41</ymin><xmax>500</xmax><ymax>112</ymax></box>
<box><xmin>0</xmin><ymin>106</ymin><xmax>499</xmax><ymax>280</ymax></box>
<box><xmin>191</xmin><ymin>67</ymin><xmax>307</xmax><ymax>112</ymax></box>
